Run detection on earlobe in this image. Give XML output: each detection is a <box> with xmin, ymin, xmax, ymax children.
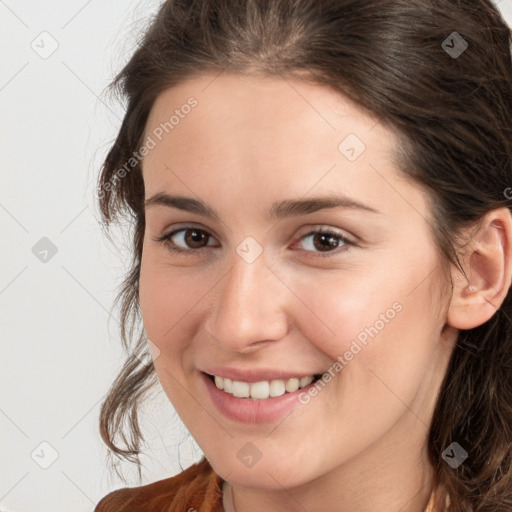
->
<box><xmin>446</xmin><ymin>208</ymin><xmax>512</xmax><ymax>331</ymax></box>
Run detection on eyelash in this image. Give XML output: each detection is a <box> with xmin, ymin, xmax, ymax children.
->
<box><xmin>153</xmin><ymin>226</ymin><xmax>355</xmax><ymax>258</ymax></box>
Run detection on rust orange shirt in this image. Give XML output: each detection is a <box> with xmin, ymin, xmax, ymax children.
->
<box><xmin>94</xmin><ymin>458</ymin><xmax>223</xmax><ymax>512</ymax></box>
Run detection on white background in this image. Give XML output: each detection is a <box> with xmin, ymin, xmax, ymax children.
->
<box><xmin>1</xmin><ymin>1</ymin><xmax>511</xmax><ymax>511</ymax></box>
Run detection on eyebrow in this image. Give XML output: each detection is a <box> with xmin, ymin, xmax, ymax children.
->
<box><xmin>144</xmin><ymin>192</ymin><xmax>381</xmax><ymax>220</ymax></box>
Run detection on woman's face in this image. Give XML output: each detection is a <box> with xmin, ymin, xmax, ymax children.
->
<box><xmin>139</xmin><ymin>72</ymin><xmax>456</xmax><ymax>489</ymax></box>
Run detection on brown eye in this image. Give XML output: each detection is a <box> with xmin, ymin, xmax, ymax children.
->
<box><xmin>155</xmin><ymin>227</ymin><xmax>217</xmax><ymax>254</ymax></box>
<box><xmin>311</xmin><ymin>232</ymin><xmax>340</xmax><ymax>252</ymax></box>
<box><xmin>296</xmin><ymin>228</ymin><xmax>353</xmax><ymax>257</ymax></box>
<box><xmin>182</xmin><ymin>228</ymin><xmax>210</xmax><ymax>249</ymax></box>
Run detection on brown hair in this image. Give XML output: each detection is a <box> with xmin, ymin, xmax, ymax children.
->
<box><xmin>96</xmin><ymin>0</ymin><xmax>512</xmax><ymax>509</ymax></box>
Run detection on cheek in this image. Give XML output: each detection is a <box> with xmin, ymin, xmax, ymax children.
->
<box><xmin>285</xmin><ymin>265</ymin><xmax>409</xmax><ymax>357</ymax></box>
<box><xmin>138</xmin><ymin>253</ymin><xmax>216</xmax><ymax>351</ymax></box>
<box><xmin>138</xmin><ymin>256</ymin><xmax>209</xmax><ymax>405</ymax></box>
<box><xmin>288</xmin><ymin>252</ymin><xmax>444</xmax><ymax>382</ymax></box>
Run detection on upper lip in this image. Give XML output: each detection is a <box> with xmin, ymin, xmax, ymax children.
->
<box><xmin>202</xmin><ymin>367</ymin><xmax>322</xmax><ymax>383</ymax></box>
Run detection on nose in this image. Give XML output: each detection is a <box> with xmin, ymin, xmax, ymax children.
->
<box><xmin>207</xmin><ymin>249</ymin><xmax>290</xmax><ymax>353</ymax></box>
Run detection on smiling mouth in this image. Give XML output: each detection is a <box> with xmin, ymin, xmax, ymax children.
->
<box><xmin>205</xmin><ymin>373</ymin><xmax>323</xmax><ymax>400</ymax></box>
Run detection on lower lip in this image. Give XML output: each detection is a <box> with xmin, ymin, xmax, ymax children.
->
<box><xmin>201</xmin><ymin>372</ymin><xmax>316</xmax><ymax>424</ymax></box>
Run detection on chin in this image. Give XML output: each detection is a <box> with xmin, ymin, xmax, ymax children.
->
<box><xmin>206</xmin><ymin>450</ymin><xmax>320</xmax><ymax>490</ymax></box>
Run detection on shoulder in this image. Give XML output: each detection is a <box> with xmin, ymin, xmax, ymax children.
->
<box><xmin>94</xmin><ymin>457</ymin><xmax>223</xmax><ymax>512</ymax></box>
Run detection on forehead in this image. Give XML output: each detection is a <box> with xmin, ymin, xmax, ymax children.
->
<box><xmin>142</xmin><ymin>72</ymin><xmax>427</xmax><ymax>220</ymax></box>
<box><xmin>145</xmin><ymin>72</ymin><xmax>385</xmax><ymax>151</ymax></box>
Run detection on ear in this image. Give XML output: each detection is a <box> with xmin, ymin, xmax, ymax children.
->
<box><xmin>447</xmin><ymin>207</ymin><xmax>512</xmax><ymax>330</ymax></box>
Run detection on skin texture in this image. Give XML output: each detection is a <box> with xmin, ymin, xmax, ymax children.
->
<box><xmin>138</xmin><ymin>72</ymin><xmax>512</xmax><ymax>512</ymax></box>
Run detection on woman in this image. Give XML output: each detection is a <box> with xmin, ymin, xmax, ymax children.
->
<box><xmin>93</xmin><ymin>0</ymin><xmax>512</xmax><ymax>510</ymax></box>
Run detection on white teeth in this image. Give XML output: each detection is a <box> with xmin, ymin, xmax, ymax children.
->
<box><xmin>232</xmin><ymin>380</ymin><xmax>250</xmax><ymax>398</ymax></box>
<box><xmin>299</xmin><ymin>376</ymin><xmax>314</xmax><ymax>388</ymax></box>
<box><xmin>212</xmin><ymin>374</ymin><xmax>317</xmax><ymax>399</ymax></box>
<box><xmin>269</xmin><ymin>380</ymin><xmax>286</xmax><ymax>397</ymax></box>
<box><xmin>223</xmin><ymin>378</ymin><xmax>233</xmax><ymax>393</ymax></box>
<box><xmin>250</xmin><ymin>381</ymin><xmax>270</xmax><ymax>399</ymax></box>
<box><xmin>285</xmin><ymin>378</ymin><xmax>300</xmax><ymax>393</ymax></box>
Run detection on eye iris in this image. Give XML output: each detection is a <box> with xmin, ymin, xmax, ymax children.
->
<box><xmin>314</xmin><ymin>233</ymin><xmax>338</xmax><ymax>252</ymax></box>
<box><xmin>185</xmin><ymin>229</ymin><xmax>208</xmax><ymax>248</ymax></box>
